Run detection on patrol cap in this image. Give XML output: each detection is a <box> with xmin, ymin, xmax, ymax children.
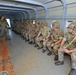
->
<box><xmin>67</xmin><ymin>22</ymin><xmax>76</xmax><ymax>29</ymax></box>
<box><xmin>52</xmin><ymin>20</ymin><xmax>60</xmax><ymax>28</ymax></box>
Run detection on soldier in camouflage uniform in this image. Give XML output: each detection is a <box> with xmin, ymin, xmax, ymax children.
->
<box><xmin>0</xmin><ymin>15</ymin><xmax>10</xmax><ymax>40</ymax></box>
<box><xmin>55</xmin><ymin>23</ymin><xmax>76</xmax><ymax>75</ymax></box>
<box><xmin>25</xmin><ymin>20</ymin><xmax>31</xmax><ymax>41</ymax></box>
<box><xmin>30</xmin><ymin>21</ymin><xmax>40</xmax><ymax>44</ymax></box>
<box><xmin>55</xmin><ymin>22</ymin><xmax>76</xmax><ymax>69</ymax></box>
<box><xmin>35</xmin><ymin>21</ymin><xmax>51</xmax><ymax>50</ymax></box>
<box><xmin>55</xmin><ymin>23</ymin><xmax>75</xmax><ymax>65</ymax></box>
<box><xmin>28</xmin><ymin>20</ymin><xmax>36</xmax><ymax>44</ymax></box>
<box><xmin>46</xmin><ymin>21</ymin><xmax>64</xmax><ymax>61</ymax></box>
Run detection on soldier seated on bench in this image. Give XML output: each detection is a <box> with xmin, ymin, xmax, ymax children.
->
<box><xmin>55</xmin><ymin>22</ymin><xmax>76</xmax><ymax>75</ymax></box>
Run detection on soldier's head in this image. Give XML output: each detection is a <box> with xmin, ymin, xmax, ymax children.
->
<box><xmin>41</xmin><ymin>21</ymin><xmax>47</xmax><ymax>28</ymax></box>
<box><xmin>67</xmin><ymin>22</ymin><xmax>75</xmax><ymax>33</ymax></box>
<box><xmin>0</xmin><ymin>15</ymin><xmax>5</xmax><ymax>20</ymax></box>
<box><xmin>35</xmin><ymin>21</ymin><xmax>40</xmax><ymax>26</ymax></box>
<box><xmin>52</xmin><ymin>21</ymin><xmax>60</xmax><ymax>31</ymax></box>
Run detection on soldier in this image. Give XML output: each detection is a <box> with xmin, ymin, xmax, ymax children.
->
<box><xmin>25</xmin><ymin>20</ymin><xmax>31</xmax><ymax>41</ymax></box>
<box><xmin>30</xmin><ymin>20</ymin><xmax>40</xmax><ymax>44</ymax></box>
<box><xmin>0</xmin><ymin>15</ymin><xmax>10</xmax><ymax>40</ymax></box>
<box><xmin>35</xmin><ymin>21</ymin><xmax>51</xmax><ymax>50</ymax></box>
<box><xmin>55</xmin><ymin>23</ymin><xmax>74</xmax><ymax>65</ymax></box>
<box><xmin>55</xmin><ymin>22</ymin><xmax>76</xmax><ymax>75</ymax></box>
<box><xmin>46</xmin><ymin>21</ymin><xmax>64</xmax><ymax>61</ymax></box>
<box><xmin>28</xmin><ymin>20</ymin><xmax>36</xmax><ymax>44</ymax></box>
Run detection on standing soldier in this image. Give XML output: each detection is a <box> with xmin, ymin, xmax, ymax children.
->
<box><xmin>55</xmin><ymin>22</ymin><xmax>76</xmax><ymax>75</ymax></box>
<box><xmin>0</xmin><ymin>15</ymin><xmax>10</xmax><ymax>40</ymax></box>
<box><xmin>46</xmin><ymin>21</ymin><xmax>64</xmax><ymax>61</ymax></box>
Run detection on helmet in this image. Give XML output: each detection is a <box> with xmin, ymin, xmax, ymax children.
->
<box><xmin>52</xmin><ymin>21</ymin><xmax>60</xmax><ymax>28</ymax></box>
<box><xmin>41</xmin><ymin>21</ymin><xmax>47</xmax><ymax>26</ymax></box>
<box><xmin>68</xmin><ymin>22</ymin><xmax>76</xmax><ymax>29</ymax></box>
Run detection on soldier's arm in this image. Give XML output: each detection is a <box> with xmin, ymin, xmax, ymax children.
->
<box><xmin>63</xmin><ymin>48</ymin><xmax>76</xmax><ymax>54</ymax></box>
<box><xmin>69</xmin><ymin>48</ymin><xmax>76</xmax><ymax>53</ymax></box>
<box><xmin>51</xmin><ymin>37</ymin><xmax>57</xmax><ymax>42</ymax></box>
<box><xmin>37</xmin><ymin>31</ymin><xmax>41</xmax><ymax>38</ymax></box>
<box><xmin>45</xmin><ymin>34</ymin><xmax>50</xmax><ymax>40</ymax></box>
<box><xmin>46</xmin><ymin>28</ymin><xmax>51</xmax><ymax>39</ymax></box>
<box><xmin>55</xmin><ymin>33</ymin><xmax>64</xmax><ymax>44</ymax></box>
<box><xmin>54</xmin><ymin>39</ymin><xmax>62</xmax><ymax>45</ymax></box>
<box><xmin>59</xmin><ymin>39</ymin><xmax>65</xmax><ymax>49</ymax></box>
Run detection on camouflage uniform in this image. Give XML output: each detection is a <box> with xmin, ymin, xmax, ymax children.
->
<box><xmin>28</xmin><ymin>23</ymin><xmax>36</xmax><ymax>43</ymax></box>
<box><xmin>55</xmin><ymin>22</ymin><xmax>75</xmax><ymax>67</ymax></box>
<box><xmin>31</xmin><ymin>21</ymin><xmax>40</xmax><ymax>44</ymax></box>
<box><xmin>35</xmin><ymin>21</ymin><xmax>50</xmax><ymax>49</ymax></box>
<box><xmin>25</xmin><ymin>21</ymin><xmax>31</xmax><ymax>41</ymax></box>
<box><xmin>46</xmin><ymin>21</ymin><xmax>64</xmax><ymax>60</ymax></box>
<box><xmin>0</xmin><ymin>19</ymin><xmax>10</xmax><ymax>40</ymax></box>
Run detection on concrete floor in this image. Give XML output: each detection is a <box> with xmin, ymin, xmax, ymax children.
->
<box><xmin>7</xmin><ymin>30</ymin><xmax>71</xmax><ymax>75</ymax></box>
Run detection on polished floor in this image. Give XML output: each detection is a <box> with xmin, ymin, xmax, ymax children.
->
<box><xmin>7</xmin><ymin>30</ymin><xmax>71</xmax><ymax>75</ymax></box>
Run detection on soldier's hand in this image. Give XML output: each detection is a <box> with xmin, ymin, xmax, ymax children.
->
<box><xmin>63</xmin><ymin>49</ymin><xmax>70</xmax><ymax>54</ymax></box>
<box><xmin>43</xmin><ymin>39</ymin><xmax>45</xmax><ymax>41</ymax></box>
<box><xmin>50</xmin><ymin>43</ymin><xmax>54</xmax><ymax>47</ymax></box>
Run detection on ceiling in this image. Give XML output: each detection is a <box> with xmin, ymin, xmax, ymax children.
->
<box><xmin>0</xmin><ymin>0</ymin><xmax>62</xmax><ymax>20</ymax></box>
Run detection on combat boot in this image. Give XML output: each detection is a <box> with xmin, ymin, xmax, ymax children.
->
<box><xmin>38</xmin><ymin>47</ymin><xmax>43</xmax><ymax>50</ymax></box>
<box><xmin>68</xmin><ymin>68</ymin><xmax>76</xmax><ymax>75</ymax></box>
<box><xmin>55</xmin><ymin>61</ymin><xmax>64</xmax><ymax>66</ymax></box>
<box><xmin>42</xmin><ymin>49</ymin><xmax>46</xmax><ymax>53</ymax></box>
<box><xmin>54</xmin><ymin>55</ymin><xmax>58</xmax><ymax>61</ymax></box>
<box><xmin>47</xmin><ymin>51</ymin><xmax>52</xmax><ymax>56</ymax></box>
<box><xmin>34</xmin><ymin>44</ymin><xmax>38</xmax><ymax>47</ymax></box>
<box><xmin>28</xmin><ymin>41</ymin><xmax>32</xmax><ymax>44</ymax></box>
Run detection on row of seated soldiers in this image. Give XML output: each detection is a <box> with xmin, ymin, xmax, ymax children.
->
<box><xmin>12</xmin><ymin>20</ymin><xmax>76</xmax><ymax>75</ymax></box>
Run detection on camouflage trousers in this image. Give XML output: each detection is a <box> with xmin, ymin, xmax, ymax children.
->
<box><xmin>29</xmin><ymin>33</ymin><xmax>35</xmax><ymax>42</ymax></box>
<box><xmin>25</xmin><ymin>32</ymin><xmax>29</xmax><ymax>40</ymax></box>
<box><xmin>36</xmin><ymin>36</ymin><xmax>47</xmax><ymax>48</ymax></box>
<box><xmin>46</xmin><ymin>40</ymin><xmax>60</xmax><ymax>55</ymax></box>
<box><xmin>58</xmin><ymin>50</ymin><xmax>76</xmax><ymax>69</ymax></box>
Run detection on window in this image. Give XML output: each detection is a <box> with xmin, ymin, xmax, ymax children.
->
<box><xmin>6</xmin><ymin>19</ymin><xmax>11</xmax><ymax>28</ymax></box>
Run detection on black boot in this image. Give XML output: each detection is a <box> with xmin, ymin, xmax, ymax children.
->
<box><xmin>54</xmin><ymin>55</ymin><xmax>58</xmax><ymax>61</ymax></box>
<box><xmin>68</xmin><ymin>68</ymin><xmax>76</xmax><ymax>75</ymax></box>
<box><xmin>55</xmin><ymin>61</ymin><xmax>64</xmax><ymax>66</ymax></box>
<box><xmin>42</xmin><ymin>49</ymin><xmax>46</xmax><ymax>53</ymax></box>
<box><xmin>28</xmin><ymin>41</ymin><xmax>32</xmax><ymax>44</ymax></box>
<box><xmin>38</xmin><ymin>47</ymin><xmax>43</xmax><ymax>50</ymax></box>
<box><xmin>47</xmin><ymin>51</ymin><xmax>52</xmax><ymax>56</ymax></box>
<box><xmin>34</xmin><ymin>44</ymin><xmax>38</xmax><ymax>47</ymax></box>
